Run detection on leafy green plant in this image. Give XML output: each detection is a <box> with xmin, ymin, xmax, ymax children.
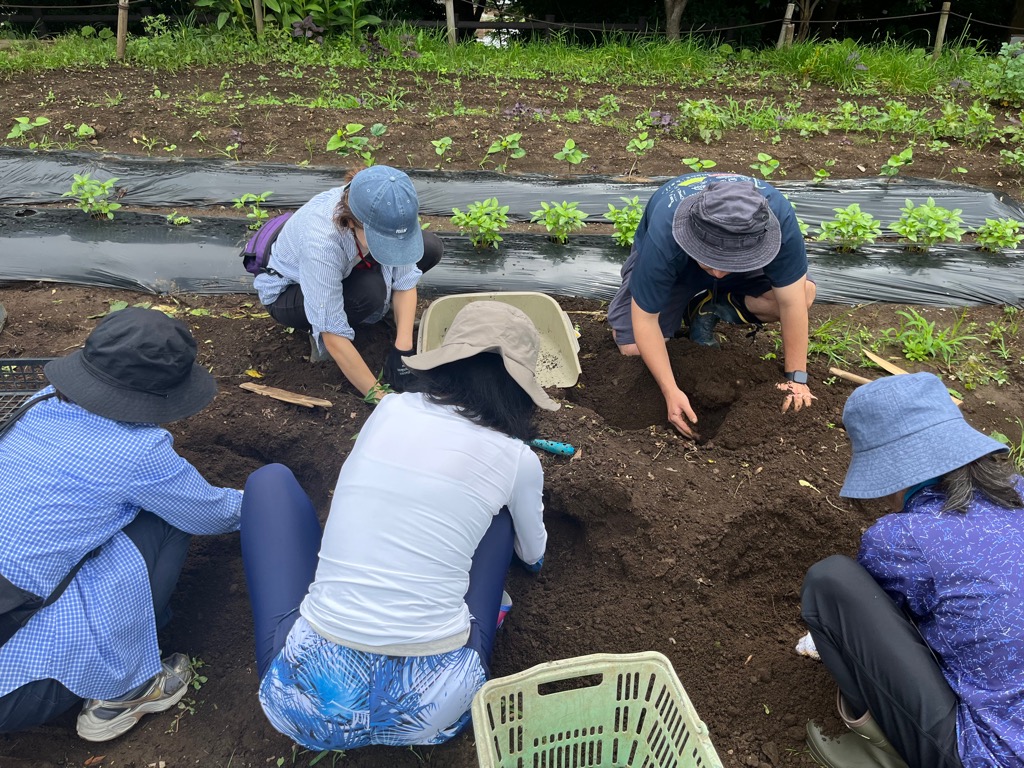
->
<box><xmin>975</xmin><ymin>218</ymin><xmax>1024</xmax><ymax>251</ymax></box>
<box><xmin>233</xmin><ymin>191</ymin><xmax>273</xmax><ymax>230</ymax></box>
<box><xmin>132</xmin><ymin>134</ymin><xmax>176</xmax><ymax>154</ymax></box>
<box><xmin>7</xmin><ymin>116</ymin><xmax>50</xmax><ymax>140</ymax></box>
<box><xmin>879</xmin><ymin>146</ymin><xmax>913</xmax><ymax>179</ymax></box>
<box><xmin>326</xmin><ymin>123</ymin><xmax>386</xmax><ymax>165</ymax></box>
<box><xmin>881</xmin><ymin>309</ymin><xmax>978</xmax><ymax>365</ymax></box>
<box><xmin>889</xmin><ymin>198</ymin><xmax>964</xmax><ymax>252</ymax></box>
<box><xmin>749</xmin><ymin>152</ymin><xmax>781</xmax><ymax>178</ymax></box>
<box><xmin>62</xmin><ymin>173</ymin><xmax>121</xmax><ymax>220</ymax></box>
<box><xmin>981</xmin><ymin>41</ymin><xmax>1024</xmax><ymax>107</ymax></box>
<box><xmin>604</xmin><ymin>196</ymin><xmax>643</xmax><ymax>247</ymax></box>
<box><xmin>166</xmin><ymin>211</ymin><xmax>192</xmax><ymax>225</ymax></box>
<box><xmin>450</xmin><ymin>197</ymin><xmax>509</xmax><ymax>249</ymax></box>
<box><xmin>553</xmin><ymin>139</ymin><xmax>588</xmax><ymax>166</ymax></box>
<box><xmin>62</xmin><ymin>122</ymin><xmax>95</xmax><ymax>139</ymax></box>
<box><xmin>681</xmin><ymin>157</ymin><xmax>716</xmax><ymax>172</ymax></box>
<box><xmin>812</xmin><ymin>159</ymin><xmax>836</xmax><ymax>183</ymax></box>
<box><xmin>990</xmin><ymin>418</ymin><xmax>1024</xmax><ymax>471</ymax></box>
<box><xmin>431</xmin><ymin>136</ymin><xmax>452</xmax><ymax>168</ymax></box>
<box><xmin>625</xmin><ymin>125</ymin><xmax>655</xmax><ymax>175</ymax></box>
<box><xmin>998</xmin><ymin>146</ymin><xmax>1024</xmax><ymax>174</ymax></box>
<box><xmin>530</xmin><ymin>201</ymin><xmax>587</xmax><ymax>244</ymax></box>
<box><xmin>808</xmin><ymin>317</ymin><xmax>873</xmax><ymax>367</ymax></box>
<box><xmin>817</xmin><ymin>203</ymin><xmax>883</xmax><ymax>252</ymax></box>
<box><xmin>481</xmin><ymin>132</ymin><xmax>525</xmax><ymax>172</ymax></box>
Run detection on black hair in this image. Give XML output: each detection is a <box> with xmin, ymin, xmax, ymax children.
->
<box><xmin>940</xmin><ymin>453</ymin><xmax>1023</xmax><ymax>513</ymax></box>
<box><xmin>405</xmin><ymin>352</ymin><xmax>537</xmax><ymax>442</ymax></box>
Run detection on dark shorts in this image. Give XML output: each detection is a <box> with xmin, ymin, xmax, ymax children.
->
<box><xmin>606</xmin><ymin>248</ymin><xmax>778</xmax><ymax>346</ymax></box>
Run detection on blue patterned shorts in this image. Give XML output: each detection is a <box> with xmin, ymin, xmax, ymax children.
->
<box><xmin>258</xmin><ymin>617</ymin><xmax>486</xmax><ymax>750</ymax></box>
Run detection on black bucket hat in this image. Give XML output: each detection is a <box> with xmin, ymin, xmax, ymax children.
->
<box><xmin>44</xmin><ymin>307</ymin><xmax>217</xmax><ymax>424</ymax></box>
<box><xmin>672</xmin><ymin>180</ymin><xmax>781</xmax><ymax>273</ymax></box>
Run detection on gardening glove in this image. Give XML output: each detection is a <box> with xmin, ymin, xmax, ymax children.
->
<box><xmin>382</xmin><ymin>346</ymin><xmax>416</xmax><ymax>392</ymax></box>
<box><xmin>517</xmin><ymin>555</ymin><xmax>544</xmax><ymax>574</ymax></box>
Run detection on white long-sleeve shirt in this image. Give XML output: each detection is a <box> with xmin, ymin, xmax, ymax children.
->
<box><xmin>301</xmin><ymin>392</ymin><xmax>546</xmax><ymax>650</ymax></box>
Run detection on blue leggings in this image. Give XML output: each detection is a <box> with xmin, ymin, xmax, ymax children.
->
<box><xmin>240</xmin><ymin>464</ymin><xmax>514</xmax><ymax>679</ymax></box>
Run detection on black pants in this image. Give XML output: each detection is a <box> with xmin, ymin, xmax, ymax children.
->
<box><xmin>266</xmin><ymin>231</ymin><xmax>444</xmax><ymax>332</ymax></box>
<box><xmin>0</xmin><ymin>512</ymin><xmax>191</xmax><ymax>733</ymax></box>
<box><xmin>801</xmin><ymin>555</ymin><xmax>963</xmax><ymax>768</ymax></box>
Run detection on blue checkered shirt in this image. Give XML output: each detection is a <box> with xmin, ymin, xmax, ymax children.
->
<box><xmin>0</xmin><ymin>389</ymin><xmax>242</xmax><ymax>700</ymax></box>
<box><xmin>252</xmin><ymin>186</ymin><xmax>421</xmax><ymax>354</ymax></box>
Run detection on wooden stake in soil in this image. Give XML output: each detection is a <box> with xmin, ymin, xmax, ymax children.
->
<box><xmin>932</xmin><ymin>2</ymin><xmax>951</xmax><ymax>62</ymax></box>
<box><xmin>239</xmin><ymin>382</ymin><xmax>333</xmax><ymax>409</ymax></box>
<box><xmin>116</xmin><ymin>0</ymin><xmax>129</xmax><ymax>60</ymax></box>
<box><xmin>253</xmin><ymin>0</ymin><xmax>265</xmax><ymax>36</ymax></box>
<box><xmin>444</xmin><ymin>0</ymin><xmax>457</xmax><ymax>47</ymax></box>
<box><xmin>777</xmin><ymin>3</ymin><xmax>795</xmax><ymax>49</ymax></box>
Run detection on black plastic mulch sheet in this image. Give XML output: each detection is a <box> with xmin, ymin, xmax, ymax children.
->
<box><xmin>2</xmin><ymin>209</ymin><xmax>1022</xmax><ymax>307</ymax></box>
<box><xmin>1</xmin><ymin>150</ymin><xmax>1022</xmax><ymax>227</ymax></box>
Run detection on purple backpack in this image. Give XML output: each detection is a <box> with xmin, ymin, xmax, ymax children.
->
<box><xmin>240</xmin><ymin>211</ymin><xmax>294</xmax><ymax>276</ymax></box>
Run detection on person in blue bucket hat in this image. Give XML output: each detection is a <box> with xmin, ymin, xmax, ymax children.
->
<box><xmin>253</xmin><ymin>166</ymin><xmax>443</xmax><ymax>401</ymax></box>
<box><xmin>801</xmin><ymin>372</ymin><xmax>1024</xmax><ymax>768</ymax></box>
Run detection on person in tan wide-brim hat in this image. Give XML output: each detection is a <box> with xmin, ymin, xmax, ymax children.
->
<box><xmin>236</xmin><ymin>299</ymin><xmax>555</xmax><ymax>752</ymax></box>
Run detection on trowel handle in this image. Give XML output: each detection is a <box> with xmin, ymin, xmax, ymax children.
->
<box><xmin>530</xmin><ymin>439</ymin><xmax>576</xmax><ymax>456</ymax></box>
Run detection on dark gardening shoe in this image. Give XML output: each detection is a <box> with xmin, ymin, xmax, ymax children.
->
<box><xmin>77</xmin><ymin>653</ymin><xmax>193</xmax><ymax>742</ymax></box>
<box><xmin>686</xmin><ymin>291</ymin><xmax>760</xmax><ymax>347</ymax></box>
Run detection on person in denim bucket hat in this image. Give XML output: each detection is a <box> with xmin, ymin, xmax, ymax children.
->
<box><xmin>801</xmin><ymin>373</ymin><xmax>1024</xmax><ymax>768</ymax></box>
<box><xmin>253</xmin><ymin>166</ymin><xmax>443</xmax><ymax>402</ymax></box>
<box><xmin>0</xmin><ymin>307</ymin><xmax>244</xmax><ymax>743</ymax></box>
<box><xmin>605</xmin><ymin>173</ymin><xmax>817</xmax><ymax>438</ymax></box>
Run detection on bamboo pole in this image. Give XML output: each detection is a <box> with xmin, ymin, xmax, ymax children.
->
<box><xmin>253</xmin><ymin>0</ymin><xmax>264</xmax><ymax>36</ymax></box>
<box><xmin>115</xmin><ymin>0</ymin><xmax>128</xmax><ymax>60</ymax></box>
<box><xmin>444</xmin><ymin>0</ymin><xmax>457</xmax><ymax>47</ymax></box>
<box><xmin>932</xmin><ymin>2</ymin><xmax>951</xmax><ymax>61</ymax></box>
<box><xmin>776</xmin><ymin>3</ymin><xmax>795</xmax><ymax>49</ymax></box>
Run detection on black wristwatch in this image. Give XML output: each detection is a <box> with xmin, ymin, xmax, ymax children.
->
<box><xmin>785</xmin><ymin>370</ymin><xmax>809</xmax><ymax>385</ymax></box>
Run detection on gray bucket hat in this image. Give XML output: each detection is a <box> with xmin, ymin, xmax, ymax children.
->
<box><xmin>44</xmin><ymin>307</ymin><xmax>217</xmax><ymax>424</ymax></box>
<box><xmin>402</xmin><ymin>301</ymin><xmax>559</xmax><ymax>411</ymax></box>
<box><xmin>347</xmin><ymin>165</ymin><xmax>424</xmax><ymax>267</ymax></box>
<box><xmin>840</xmin><ymin>372</ymin><xmax>1007</xmax><ymax>499</ymax></box>
<box><xmin>672</xmin><ymin>180</ymin><xmax>781</xmax><ymax>273</ymax></box>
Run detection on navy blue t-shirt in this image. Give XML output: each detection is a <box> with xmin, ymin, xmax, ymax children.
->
<box><xmin>630</xmin><ymin>173</ymin><xmax>807</xmax><ymax>314</ymax></box>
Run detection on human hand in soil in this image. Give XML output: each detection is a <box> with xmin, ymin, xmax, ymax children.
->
<box><xmin>777</xmin><ymin>380</ymin><xmax>817</xmax><ymax>412</ymax></box>
<box><xmin>665</xmin><ymin>388</ymin><xmax>699</xmax><ymax>438</ymax></box>
<box><xmin>382</xmin><ymin>346</ymin><xmax>415</xmax><ymax>391</ymax></box>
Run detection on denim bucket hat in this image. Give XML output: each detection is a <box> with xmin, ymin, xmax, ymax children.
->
<box><xmin>672</xmin><ymin>179</ymin><xmax>781</xmax><ymax>273</ymax></box>
<box><xmin>402</xmin><ymin>301</ymin><xmax>559</xmax><ymax>411</ymax></box>
<box><xmin>44</xmin><ymin>307</ymin><xmax>217</xmax><ymax>424</ymax></box>
<box><xmin>840</xmin><ymin>372</ymin><xmax>1007</xmax><ymax>499</ymax></box>
<box><xmin>347</xmin><ymin>165</ymin><xmax>424</xmax><ymax>267</ymax></box>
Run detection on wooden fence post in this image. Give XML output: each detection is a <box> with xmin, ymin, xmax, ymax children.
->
<box><xmin>777</xmin><ymin>3</ymin><xmax>795</xmax><ymax>49</ymax></box>
<box><xmin>932</xmin><ymin>1</ymin><xmax>951</xmax><ymax>61</ymax></box>
<box><xmin>116</xmin><ymin>0</ymin><xmax>128</xmax><ymax>60</ymax></box>
<box><xmin>444</xmin><ymin>0</ymin><xmax>456</xmax><ymax>47</ymax></box>
<box><xmin>253</xmin><ymin>0</ymin><xmax>264</xmax><ymax>36</ymax></box>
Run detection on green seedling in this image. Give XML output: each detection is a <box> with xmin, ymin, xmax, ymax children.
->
<box><xmin>166</xmin><ymin>211</ymin><xmax>192</xmax><ymax>226</ymax></box>
<box><xmin>975</xmin><ymin>218</ymin><xmax>1024</xmax><ymax>251</ymax></box>
<box><xmin>554</xmin><ymin>139</ymin><xmax>589</xmax><ymax>166</ymax></box>
<box><xmin>431</xmin><ymin>136</ymin><xmax>452</xmax><ymax>167</ymax></box>
<box><xmin>605</xmin><ymin>196</ymin><xmax>643</xmax><ymax>247</ymax></box>
<box><xmin>327</xmin><ymin>123</ymin><xmax>387</xmax><ymax>165</ymax></box>
<box><xmin>813</xmin><ymin>159</ymin><xmax>836</xmax><ymax>183</ymax></box>
<box><xmin>990</xmin><ymin>418</ymin><xmax>1024</xmax><ymax>471</ymax></box>
<box><xmin>749</xmin><ymin>152</ymin><xmax>781</xmax><ymax>179</ymax></box>
<box><xmin>63</xmin><ymin>122</ymin><xmax>95</xmax><ymax>138</ymax></box>
<box><xmin>881</xmin><ymin>308</ymin><xmax>978</xmax><ymax>366</ymax></box>
<box><xmin>817</xmin><ymin>204</ymin><xmax>883</xmax><ymax>252</ymax></box>
<box><xmin>530</xmin><ymin>201</ymin><xmax>587</xmax><ymax>244</ymax></box>
<box><xmin>451</xmin><ymin>197</ymin><xmax>509</xmax><ymax>249</ymax></box>
<box><xmin>481</xmin><ymin>132</ymin><xmax>525</xmax><ymax>173</ymax></box>
<box><xmin>62</xmin><ymin>173</ymin><xmax>121</xmax><ymax>220</ymax></box>
<box><xmin>889</xmin><ymin>198</ymin><xmax>964</xmax><ymax>252</ymax></box>
<box><xmin>681</xmin><ymin>157</ymin><xmax>716</xmax><ymax>172</ymax></box>
<box><xmin>233</xmin><ymin>191</ymin><xmax>273</xmax><ymax>230</ymax></box>
<box><xmin>7</xmin><ymin>116</ymin><xmax>50</xmax><ymax>140</ymax></box>
<box><xmin>625</xmin><ymin>126</ymin><xmax>655</xmax><ymax>175</ymax></box>
<box><xmin>880</xmin><ymin>146</ymin><xmax>914</xmax><ymax>179</ymax></box>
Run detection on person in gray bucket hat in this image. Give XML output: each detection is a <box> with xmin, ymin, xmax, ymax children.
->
<box><xmin>0</xmin><ymin>307</ymin><xmax>244</xmax><ymax>743</ymax></box>
<box><xmin>801</xmin><ymin>373</ymin><xmax>1024</xmax><ymax>768</ymax></box>
<box><xmin>605</xmin><ymin>173</ymin><xmax>817</xmax><ymax>437</ymax></box>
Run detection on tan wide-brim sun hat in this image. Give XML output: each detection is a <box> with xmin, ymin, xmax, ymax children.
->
<box><xmin>402</xmin><ymin>301</ymin><xmax>559</xmax><ymax>411</ymax></box>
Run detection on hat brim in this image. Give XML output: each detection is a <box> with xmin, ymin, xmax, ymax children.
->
<box><xmin>364</xmin><ymin>227</ymin><xmax>424</xmax><ymax>267</ymax></box>
<box><xmin>44</xmin><ymin>353</ymin><xmax>218</xmax><ymax>424</ymax></box>
<box><xmin>672</xmin><ymin>194</ymin><xmax>781</xmax><ymax>273</ymax></box>
<box><xmin>403</xmin><ymin>342</ymin><xmax>559</xmax><ymax>411</ymax></box>
<box><xmin>840</xmin><ymin>416</ymin><xmax>1008</xmax><ymax>499</ymax></box>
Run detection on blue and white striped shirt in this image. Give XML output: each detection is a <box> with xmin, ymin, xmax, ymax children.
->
<box><xmin>253</xmin><ymin>187</ymin><xmax>422</xmax><ymax>354</ymax></box>
<box><xmin>0</xmin><ymin>390</ymin><xmax>242</xmax><ymax>700</ymax></box>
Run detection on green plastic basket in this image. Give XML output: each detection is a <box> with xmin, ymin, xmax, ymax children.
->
<box><xmin>472</xmin><ymin>652</ymin><xmax>723</xmax><ymax>768</ymax></box>
<box><xmin>0</xmin><ymin>358</ymin><xmax>53</xmax><ymax>424</ymax></box>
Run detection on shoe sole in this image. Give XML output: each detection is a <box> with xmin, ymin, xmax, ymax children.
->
<box><xmin>77</xmin><ymin>676</ymin><xmax>192</xmax><ymax>743</ymax></box>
